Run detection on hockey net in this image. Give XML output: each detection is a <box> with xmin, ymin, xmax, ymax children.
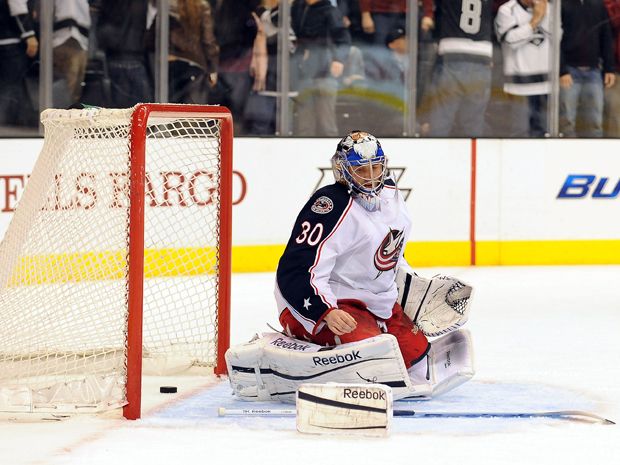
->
<box><xmin>0</xmin><ymin>104</ymin><xmax>232</xmax><ymax>419</ymax></box>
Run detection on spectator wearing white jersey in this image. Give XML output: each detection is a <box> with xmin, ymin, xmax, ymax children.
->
<box><xmin>495</xmin><ymin>0</ymin><xmax>557</xmax><ymax>137</ymax></box>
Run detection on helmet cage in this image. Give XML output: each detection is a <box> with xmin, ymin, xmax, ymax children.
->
<box><xmin>341</xmin><ymin>157</ymin><xmax>387</xmax><ymax>198</ymax></box>
<box><xmin>333</xmin><ymin>131</ymin><xmax>387</xmax><ymax>198</ymax></box>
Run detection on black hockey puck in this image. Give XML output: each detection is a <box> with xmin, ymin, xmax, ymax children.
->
<box><xmin>160</xmin><ymin>386</ymin><xmax>177</xmax><ymax>394</ymax></box>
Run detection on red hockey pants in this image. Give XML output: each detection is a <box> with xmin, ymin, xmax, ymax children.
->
<box><xmin>279</xmin><ymin>299</ymin><xmax>429</xmax><ymax>368</ymax></box>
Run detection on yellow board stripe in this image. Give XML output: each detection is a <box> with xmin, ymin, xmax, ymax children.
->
<box><xmin>231</xmin><ymin>240</ymin><xmax>620</xmax><ymax>271</ymax></box>
<box><xmin>230</xmin><ymin>242</ymin><xmax>473</xmax><ymax>272</ymax></box>
<box><xmin>7</xmin><ymin>239</ymin><xmax>620</xmax><ymax>285</ymax></box>
<box><xmin>9</xmin><ymin>250</ymin><xmax>127</xmax><ymax>285</ymax></box>
<box><xmin>9</xmin><ymin>247</ymin><xmax>218</xmax><ymax>285</ymax></box>
<box><xmin>403</xmin><ymin>241</ymin><xmax>471</xmax><ymax>267</ymax></box>
<box><xmin>232</xmin><ymin>244</ymin><xmax>286</xmax><ymax>273</ymax></box>
<box><xmin>143</xmin><ymin>247</ymin><xmax>217</xmax><ymax>276</ymax></box>
<box><xmin>477</xmin><ymin>240</ymin><xmax>620</xmax><ymax>265</ymax></box>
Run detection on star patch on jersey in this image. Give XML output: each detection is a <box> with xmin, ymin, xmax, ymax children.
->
<box><xmin>374</xmin><ymin>228</ymin><xmax>405</xmax><ymax>272</ymax></box>
<box><xmin>311</xmin><ymin>196</ymin><xmax>334</xmax><ymax>214</ymax></box>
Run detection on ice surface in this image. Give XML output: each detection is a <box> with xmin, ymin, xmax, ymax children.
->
<box><xmin>1</xmin><ymin>266</ymin><xmax>619</xmax><ymax>465</ymax></box>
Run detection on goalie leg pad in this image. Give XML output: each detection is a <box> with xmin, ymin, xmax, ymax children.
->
<box><xmin>403</xmin><ymin>329</ymin><xmax>475</xmax><ymax>399</ymax></box>
<box><xmin>225</xmin><ymin>333</ymin><xmax>425</xmax><ymax>403</ymax></box>
<box><xmin>296</xmin><ymin>383</ymin><xmax>392</xmax><ymax>437</ymax></box>
<box><xmin>427</xmin><ymin>329</ymin><xmax>475</xmax><ymax>397</ymax></box>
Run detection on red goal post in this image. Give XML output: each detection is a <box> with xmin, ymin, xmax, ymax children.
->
<box><xmin>0</xmin><ymin>104</ymin><xmax>233</xmax><ymax>420</ymax></box>
<box><xmin>126</xmin><ymin>104</ymin><xmax>233</xmax><ymax>419</ymax></box>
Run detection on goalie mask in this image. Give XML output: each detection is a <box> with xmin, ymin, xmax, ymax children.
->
<box><xmin>332</xmin><ymin>131</ymin><xmax>387</xmax><ymax>212</ymax></box>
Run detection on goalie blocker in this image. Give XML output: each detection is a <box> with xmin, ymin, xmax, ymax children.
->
<box><xmin>225</xmin><ymin>331</ymin><xmax>474</xmax><ymax>402</ymax></box>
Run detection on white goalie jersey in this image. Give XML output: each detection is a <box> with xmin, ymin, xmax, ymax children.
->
<box><xmin>275</xmin><ymin>178</ymin><xmax>411</xmax><ymax>335</ymax></box>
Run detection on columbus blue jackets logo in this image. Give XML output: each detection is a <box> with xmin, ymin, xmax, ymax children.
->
<box><xmin>374</xmin><ymin>228</ymin><xmax>405</xmax><ymax>273</ymax></box>
<box><xmin>311</xmin><ymin>196</ymin><xmax>334</xmax><ymax>214</ymax></box>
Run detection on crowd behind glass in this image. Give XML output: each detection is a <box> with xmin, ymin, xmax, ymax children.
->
<box><xmin>1</xmin><ymin>0</ymin><xmax>619</xmax><ymax>138</ymax></box>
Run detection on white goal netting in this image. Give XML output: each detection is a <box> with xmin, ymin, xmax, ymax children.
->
<box><xmin>0</xmin><ymin>105</ymin><xmax>230</xmax><ymax>414</ymax></box>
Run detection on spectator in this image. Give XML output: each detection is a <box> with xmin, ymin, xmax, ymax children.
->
<box><xmin>560</xmin><ymin>0</ymin><xmax>615</xmax><ymax>137</ymax></box>
<box><xmin>245</xmin><ymin>0</ymin><xmax>296</xmax><ymax>135</ymax></box>
<box><xmin>604</xmin><ymin>0</ymin><xmax>620</xmax><ymax>137</ymax></box>
<box><xmin>0</xmin><ymin>0</ymin><xmax>38</xmax><ymax>126</ymax></box>
<box><xmin>210</xmin><ymin>0</ymin><xmax>260</xmax><ymax>135</ymax></box>
<box><xmin>495</xmin><ymin>0</ymin><xmax>555</xmax><ymax>137</ymax></box>
<box><xmin>358</xmin><ymin>1</ymin><xmax>433</xmax><ymax>79</ymax></box>
<box><xmin>52</xmin><ymin>0</ymin><xmax>91</xmax><ymax>106</ymax></box>
<box><xmin>424</xmin><ymin>0</ymin><xmax>493</xmax><ymax>137</ymax></box>
<box><xmin>359</xmin><ymin>0</ymin><xmax>435</xmax><ymax>43</ymax></box>
<box><xmin>365</xmin><ymin>27</ymin><xmax>407</xmax><ymax>83</ymax></box>
<box><xmin>290</xmin><ymin>0</ymin><xmax>351</xmax><ymax>137</ymax></box>
<box><xmin>95</xmin><ymin>0</ymin><xmax>154</xmax><ymax>108</ymax></box>
<box><xmin>165</xmin><ymin>0</ymin><xmax>219</xmax><ymax>104</ymax></box>
<box><xmin>341</xmin><ymin>44</ymin><xmax>366</xmax><ymax>88</ymax></box>
<box><xmin>362</xmin><ymin>26</ymin><xmax>407</xmax><ymax>135</ymax></box>
<box><xmin>337</xmin><ymin>0</ymin><xmax>363</xmax><ymax>42</ymax></box>
<box><xmin>359</xmin><ymin>0</ymin><xmax>407</xmax><ymax>46</ymax></box>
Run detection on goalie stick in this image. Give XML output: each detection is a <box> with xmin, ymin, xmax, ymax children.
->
<box><xmin>217</xmin><ymin>407</ymin><xmax>615</xmax><ymax>424</ymax></box>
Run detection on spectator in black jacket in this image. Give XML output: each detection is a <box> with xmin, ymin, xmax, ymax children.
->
<box><xmin>209</xmin><ymin>0</ymin><xmax>260</xmax><ymax>135</ymax></box>
<box><xmin>0</xmin><ymin>0</ymin><xmax>38</xmax><ymax>125</ymax></box>
<box><xmin>291</xmin><ymin>0</ymin><xmax>351</xmax><ymax>136</ymax></box>
<box><xmin>95</xmin><ymin>0</ymin><xmax>153</xmax><ymax>108</ymax></box>
<box><xmin>560</xmin><ymin>0</ymin><xmax>615</xmax><ymax>137</ymax></box>
<box><xmin>603</xmin><ymin>0</ymin><xmax>620</xmax><ymax>137</ymax></box>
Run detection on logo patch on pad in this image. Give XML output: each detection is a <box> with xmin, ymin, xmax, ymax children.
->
<box><xmin>311</xmin><ymin>196</ymin><xmax>334</xmax><ymax>214</ymax></box>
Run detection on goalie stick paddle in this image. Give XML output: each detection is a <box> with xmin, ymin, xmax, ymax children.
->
<box><xmin>217</xmin><ymin>407</ymin><xmax>615</xmax><ymax>424</ymax></box>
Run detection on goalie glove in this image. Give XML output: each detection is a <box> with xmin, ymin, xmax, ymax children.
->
<box><xmin>396</xmin><ymin>265</ymin><xmax>473</xmax><ymax>337</ymax></box>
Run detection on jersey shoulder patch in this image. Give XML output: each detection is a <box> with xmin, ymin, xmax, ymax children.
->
<box><xmin>302</xmin><ymin>183</ymin><xmax>351</xmax><ymax>220</ymax></box>
<box><xmin>310</xmin><ymin>195</ymin><xmax>334</xmax><ymax>214</ymax></box>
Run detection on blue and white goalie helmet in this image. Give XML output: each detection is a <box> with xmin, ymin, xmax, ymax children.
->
<box><xmin>332</xmin><ymin>130</ymin><xmax>387</xmax><ymax>211</ymax></box>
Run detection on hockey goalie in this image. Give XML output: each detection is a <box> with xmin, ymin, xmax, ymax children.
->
<box><xmin>226</xmin><ymin>131</ymin><xmax>475</xmax><ymax>402</ymax></box>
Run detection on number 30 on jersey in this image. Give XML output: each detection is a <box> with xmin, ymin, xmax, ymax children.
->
<box><xmin>295</xmin><ymin>221</ymin><xmax>324</xmax><ymax>246</ymax></box>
